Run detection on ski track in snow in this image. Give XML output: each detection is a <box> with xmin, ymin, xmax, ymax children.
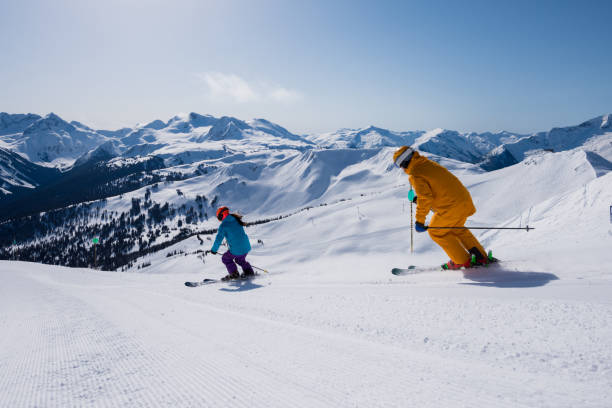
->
<box><xmin>1</xmin><ymin>263</ymin><xmax>610</xmax><ymax>407</ymax></box>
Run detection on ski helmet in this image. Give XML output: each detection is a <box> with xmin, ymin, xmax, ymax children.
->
<box><xmin>393</xmin><ymin>146</ymin><xmax>415</xmax><ymax>169</ymax></box>
<box><xmin>216</xmin><ymin>206</ymin><xmax>230</xmax><ymax>221</ymax></box>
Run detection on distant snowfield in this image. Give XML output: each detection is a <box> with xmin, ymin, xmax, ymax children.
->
<box><xmin>1</xmin><ymin>152</ymin><xmax>611</xmax><ymax>406</ymax></box>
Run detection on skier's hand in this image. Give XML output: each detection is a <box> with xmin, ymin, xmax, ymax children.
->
<box><xmin>210</xmin><ymin>250</ymin><xmax>217</xmax><ymax>255</ymax></box>
<box><xmin>415</xmin><ymin>222</ymin><xmax>428</xmax><ymax>232</ymax></box>
<box><xmin>408</xmin><ymin>189</ymin><xmax>417</xmax><ymax>203</ymax></box>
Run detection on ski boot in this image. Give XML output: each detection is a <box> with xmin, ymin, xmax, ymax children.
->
<box><xmin>240</xmin><ymin>268</ymin><xmax>255</xmax><ymax>279</ymax></box>
<box><xmin>487</xmin><ymin>250</ymin><xmax>499</xmax><ymax>264</ymax></box>
<box><xmin>221</xmin><ymin>271</ymin><xmax>241</xmax><ymax>281</ymax></box>
<box><xmin>442</xmin><ymin>260</ymin><xmax>472</xmax><ymax>270</ymax></box>
<box><xmin>468</xmin><ymin>247</ymin><xmax>488</xmax><ymax>266</ymax></box>
<box><xmin>469</xmin><ymin>248</ymin><xmax>499</xmax><ymax>267</ymax></box>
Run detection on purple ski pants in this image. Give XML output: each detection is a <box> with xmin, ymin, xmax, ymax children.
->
<box><xmin>221</xmin><ymin>251</ymin><xmax>253</xmax><ymax>275</ymax></box>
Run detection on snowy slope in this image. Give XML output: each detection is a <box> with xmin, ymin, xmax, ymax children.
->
<box><xmin>2</xmin><ymin>112</ymin><xmax>612</xmax><ymax>406</ymax></box>
<box><xmin>461</xmin><ymin>149</ymin><xmax>607</xmax><ymax>223</ymax></box>
<box><xmin>3</xmin><ymin>140</ymin><xmax>609</xmax><ymax>267</ymax></box>
<box><xmin>3</xmin><ymin>255</ymin><xmax>610</xmax><ymax>408</ymax></box>
<box><xmin>480</xmin><ymin>171</ymin><xmax>612</xmax><ymax>274</ymax></box>
<box><xmin>1</xmin><ymin>165</ymin><xmax>611</xmax><ymax>407</ymax></box>
<box><xmin>84</xmin><ymin>147</ymin><xmax>385</xmax><ymax>226</ymax></box>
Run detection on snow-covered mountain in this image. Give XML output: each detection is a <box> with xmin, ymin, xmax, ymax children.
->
<box><xmin>0</xmin><ymin>147</ymin><xmax>59</xmax><ymax>196</ymax></box>
<box><xmin>1</xmin><ymin>110</ymin><xmax>611</xmax><ymax>408</ymax></box>
<box><xmin>114</xmin><ymin>113</ymin><xmax>314</xmax><ymax>166</ymax></box>
<box><xmin>305</xmin><ymin>124</ymin><xmax>530</xmax><ymax>164</ymax></box>
<box><xmin>247</xmin><ymin>118</ymin><xmax>310</xmax><ymax>142</ymax></box>
<box><xmin>0</xmin><ymin>111</ymin><xmax>610</xmax><ymax>260</ymax></box>
<box><xmin>2</xmin><ymin>113</ymin><xmax>110</xmax><ymax>167</ymax></box>
<box><xmin>72</xmin><ymin>140</ymin><xmax>124</xmax><ymax>167</ymax></box>
<box><xmin>0</xmin><ymin>112</ymin><xmax>42</xmax><ymax>137</ymax></box>
<box><xmin>306</xmin><ymin>126</ymin><xmax>424</xmax><ymax>149</ymax></box>
<box><xmin>411</xmin><ymin>129</ymin><xmax>524</xmax><ymax>164</ymax></box>
<box><xmin>305</xmin><ymin>116</ymin><xmax>611</xmax><ymax>170</ymax></box>
<box><xmin>2</xmin><ymin>129</ymin><xmax>611</xmax><ymax>407</ymax></box>
<box><xmin>481</xmin><ymin>114</ymin><xmax>612</xmax><ymax>170</ymax></box>
<box><xmin>0</xmin><ymin>112</ymin><xmax>314</xmax><ymax>170</ymax></box>
<box><xmin>3</xmin><ymin>111</ymin><xmax>609</xmax><ymax>175</ymax></box>
<box><xmin>2</xmin><ymin>131</ymin><xmax>609</xmax><ymax>268</ymax></box>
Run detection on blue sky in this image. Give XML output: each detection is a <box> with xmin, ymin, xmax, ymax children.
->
<box><xmin>1</xmin><ymin>0</ymin><xmax>611</xmax><ymax>134</ymax></box>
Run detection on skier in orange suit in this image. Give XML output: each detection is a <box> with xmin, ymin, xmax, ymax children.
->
<box><xmin>393</xmin><ymin>146</ymin><xmax>490</xmax><ymax>269</ymax></box>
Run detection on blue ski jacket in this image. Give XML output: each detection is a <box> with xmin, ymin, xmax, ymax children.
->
<box><xmin>211</xmin><ymin>215</ymin><xmax>251</xmax><ymax>255</ymax></box>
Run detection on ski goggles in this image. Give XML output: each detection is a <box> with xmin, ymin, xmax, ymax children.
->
<box><xmin>394</xmin><ymin>147</ymin><xmax>414</xmax><ymax>168</ymax></box>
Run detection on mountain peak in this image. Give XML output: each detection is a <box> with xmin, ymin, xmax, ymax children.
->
<box><xmin>143</xmin><ymin>120</ymin><xmax>166</xmax><ymax>130</ymax></box>
<box><xmin>203</xmin><ymin>117</ymin><xmax>249</xmax><ymax>141</ymax></box>
<box><xmin>247</xmin><ymin>118</ymin><xmax>307</xmax><ymax>142</ymax></box>
<box><xmin>561</xmin><ymin>114</ymin><xmax>612</xmax><ymax>131</ymax></box>
<box><xmin>0</xmin><ymin>113</ymin><xmax>42</xmax><ymax>136</ymax></box>
<box><xmin>73</xmin><ymin>140</ymin><xmax>120</xmax><ymax>167</ymax></box>
<box><xmin>164</xmin><ymin>113</ymin><xmax>219</xmax><ymax>133</ymax></box>
<box><xmin>41</xmin><ymin>112</ymin><xmax>70</xmax><ymax>125</ymax></box>
<box><xmin>188</xmin><ymin>112</ymin><xmax>217</xmax><ymax>127</ymax></box>
<box><xmin>70</xmin><ymin>121</ymin><xmax>94</xmax><ymax>131</ymax></box>
<box><xmin>24</xmin><ymin>113</ymin><xmax>74</xmax><ymax>134</ymax></box>
<box><xmin>18</xmin><ymin>113</ymin><xmax>108</xmax><ymax>166</ymax></box>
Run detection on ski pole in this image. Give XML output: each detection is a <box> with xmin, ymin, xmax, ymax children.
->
<box><xmin>410</xmin><ymin>200</ymin><xmax>414</xmax><ymax>253</ymax></box>
<box><xmin>426</xmin><ymin>226</ymin><xmax>534</xmax><ymax>231</ymax></box>
<box><xmin>251</xmin><ymin>265</ymin><xmax>269</xmax><ymax>274</ymax></box>
<box><xmin>408</xmin><ymin>188</ymin><xmax>415</xmax><ymax>253</ymax></box>
<box><xmin>207</xmin><ymin>251</ymin><xmax>269</xmax><ymax>273</ymax></box>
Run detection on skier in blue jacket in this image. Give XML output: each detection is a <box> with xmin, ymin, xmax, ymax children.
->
<box><xmin>211</xmin><ymin>206</ymin><xmax>255</xmax><ymax>281</ymax></box>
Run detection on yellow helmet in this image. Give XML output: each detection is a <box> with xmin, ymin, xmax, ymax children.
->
<box><xmin>393</xmin><ymin>146</ymin><xmax>415</xmax><ymax>168</ymax></box>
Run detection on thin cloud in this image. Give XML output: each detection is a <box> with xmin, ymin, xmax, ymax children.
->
<box><xmin>198</xmin><ymin>72</ymin><xmax>301</xmax><ymax>104</ymax></box>
<box><xmin>268</xmin><ymin>86</ymin><xmax>302</xmax><ymax>102</ymax></box>
<box><xmin>199</xmin><ymin>72</ymin><xmax>258</xmax><ymax>103</ymax></box>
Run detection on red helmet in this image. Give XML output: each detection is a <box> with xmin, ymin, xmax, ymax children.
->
<box><xmin>216</xmin><ymin>206</ymin><xmax>229</xmax><ymax>221</ymax></box>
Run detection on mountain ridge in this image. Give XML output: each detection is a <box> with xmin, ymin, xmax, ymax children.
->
<box><xmin>2</xmin><ymin>111</ymin><xmax>610</xmax><ymax>170</ymax></box>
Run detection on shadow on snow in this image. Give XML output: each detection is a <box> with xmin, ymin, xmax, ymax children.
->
<box><xmin>219</xmin><ymin>279</ymin><xmax>264</xmax><ymax>292</ymax></box>
<box><xmin>460</xmin><ymin>268</ymin><xmax>559</xmax><ymax>288</ymax></box>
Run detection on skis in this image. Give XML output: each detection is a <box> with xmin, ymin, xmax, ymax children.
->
<box><xmin>391</xmin><ymin>265</ymin><xmax>441</xmax><ymax>276</ymax></box>
<box><xmin>184</xmin><ymin>278</ymin><xmax>218</xmax><ymax>287</ymax></box>
<box><xmin>184</xmin><ymin>274</ymin><xmax>259</xmax><ymax>287</ymax></box>
<box><xmin>391</xmin><ymin>258</ymin><xmax>500</xmax><ymax>276</ymax></box>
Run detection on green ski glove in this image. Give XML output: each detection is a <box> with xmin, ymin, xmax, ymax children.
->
<box><xmin>408</xmin><ymin>189</ymin><xmax>417</xmax><ymax>203</ymax></box>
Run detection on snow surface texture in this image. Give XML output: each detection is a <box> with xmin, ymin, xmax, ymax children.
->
<box><xmin>2</xmin><ymin>143</ymin><xmax>612</xmax><ymax>406</ymax></box>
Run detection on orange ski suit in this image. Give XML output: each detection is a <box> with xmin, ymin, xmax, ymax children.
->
<box><xmin>405</xmin><ymin>151</ymin><xmax>486</xmax><ymax>264</ymax></box>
